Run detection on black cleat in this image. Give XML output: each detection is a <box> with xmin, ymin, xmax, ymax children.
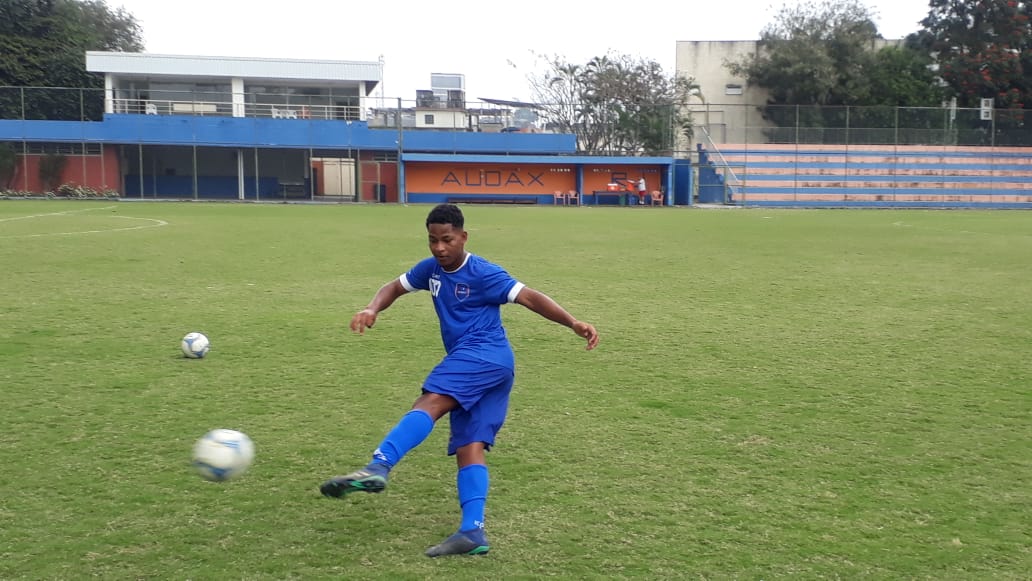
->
<box><xmin>320</xmin><ymin>467</ymin><xmax>387</xmax><ymax>498</ymax></box>
<box><xmin>425</xmin><ymin>531</ymin><xmax>490</xmax><ymax>557</ymax></box>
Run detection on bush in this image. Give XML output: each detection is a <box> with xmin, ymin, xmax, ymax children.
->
<box><xmin>56</xmin><ymin>184</ymin><xmax>118</xmax><ymax>199</ymax></box>
<box><xmin>38</xmin><ymin>154</ymin><xmax>67</xmax><ymax>193</ymax></box>
<box><xmin>0</xmin><ymin>186</ymin><xmax>118</xmax><ymax>199</ymax></box>
<box><xmin>0</xmin><ymin>144</ymin><xmax>16</xmax><ymax>189</ymax></box>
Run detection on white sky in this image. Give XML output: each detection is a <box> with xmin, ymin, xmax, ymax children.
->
<box><xmin>111</xmin><ymin>0</ymin><xmax>931</xmax><ymax>103</ymax></box>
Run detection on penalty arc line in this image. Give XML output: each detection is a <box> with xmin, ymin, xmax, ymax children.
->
<box><xmin>0</xmin><ymin>215</ymin><xmax>169</xmax><ymax>239</ymax></box>
<box><xmin>0</xmin><ymin>205</ymin><xmax>118</xmax><ymax>223</ymax></box>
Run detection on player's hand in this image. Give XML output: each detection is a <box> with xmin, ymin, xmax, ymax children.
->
<box><xmin>350</xmin><ymin>308</ymin><xmax>378</xmax><ymax>334</ymax></box>
<box><xmin>572</xmin><ymin>321</ymin><xmax>599</xmax><ymax>350</ymax></box>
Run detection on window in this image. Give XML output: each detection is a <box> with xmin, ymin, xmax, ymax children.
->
<box><xmin>725</xmin><ymin>84</ymin><xmax>744</xmax><ymax>96</ymax></box>
<box><xmin>424</xmin><ymin>114</ymin><xmax>435</xmax><ymax>125</ymax></box>
<box><xmin>24</xmin><ymin>142</ymin><xmax>102</xmax><ymax>155</ymax></box>
<box><xmin>430</xmin><ymin>73</ymin><xmax>464</xmax><ymax>90</ymax></box>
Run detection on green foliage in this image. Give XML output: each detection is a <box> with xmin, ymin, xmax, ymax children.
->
<box><xmin>0</xmin><ymin>185</ymin><xmax>117</xmax><ymax>198</ymax></box>
<box><xmin>0</xmin><ymin>202</ymin><xmax>1030</xmax><ymax>579</ymax></box>
<box><xmin>0</xmin><ymin>0</ymin><xmax>142</xmax><ymax>120</ymax></box>
<box><xmin>55</xmin><ymin>183</ymin><xmax>118</xmax><ymax>198</ymax></box>
<box><xmin>529</xmin><ymin>53</ymin><xmax>697</xmax><ymax>155</ymax></box>
<box><xmin>913</xmin><ymin>0</ymin><xmax>1032</xmax><ymax>144</ymax></box>
<box><xmin>726</xmin><ymin>0</ymin><xmax>881</xmax><ymax>107</ymax></box>
<box><xmin>867</xmin><ymin>44</ymin><xmax>946</xmax><ymax>107</ymax></box>
<box><xmin>726</xmin><ymin>0</ymin><xmax>945</xmax><ymax>140</ymax></box>
<box><xmin>918</xmin><ymin>0</ymin><xmax>1032</xmax><ymax>110</ymax></box>
<box><xmin>36</xmin><ymin>152</ymin><xmax>66</xmax><ymax>192</ymax></box>
<box><xmin>0</xmin><ymin>142</ymin><xmax>16</xmax><ymax>188</ymax></box>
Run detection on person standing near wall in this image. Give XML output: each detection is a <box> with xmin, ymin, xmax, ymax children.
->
<box><xmin>637</xmin><ymin>177</ymin><xmax>647</xmax><ymax>205</ymax></box>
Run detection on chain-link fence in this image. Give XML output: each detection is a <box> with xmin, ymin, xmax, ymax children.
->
<box><xmin>4</xmin><ymin>86</ymin><xmax>1031</xmax><ymax>149</ymax></box>
<box><xmin>3</xmin><ymin>86</ymin><xmax>1031</xmax><ymax>204</ymax></box>
<box><xmin>692</xmin><ymin>103</ymin><xmax>1032</xmax><ymax>148</ymax></box>
<box><xmin>0</xmin><ymin>86</ymin><xmax>693</xmax><ymax>157</ymax></box>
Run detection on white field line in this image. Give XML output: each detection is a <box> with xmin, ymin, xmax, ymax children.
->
<box><xmin>0</xmin><ymin>205</ymin><xmax>117</xmax><ymax>223</ymax></box>
<box><xmin>0</xmin><ymin>208</ymin><xmax>169</xmax><ymax>238</ymax></box>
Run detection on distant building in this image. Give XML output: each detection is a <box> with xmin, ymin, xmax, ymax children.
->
<box><xmin>675</xmin><ymin>41</ymin><xmax>770</xmax><ymax>145</ymax></box>
<box><xmin>86</xmin><ymin>51</ymin><xmax>381</xmax><ymax>121</ymax></box>
<box><xmin>430</xmin><ymin>73</ymin><xmax>465</xmax><ymax>107</ymax></box>
<box><xmin>2</xmin><ymin>52</ymin><xmax>682</xmax><ymax>205</ymax></box>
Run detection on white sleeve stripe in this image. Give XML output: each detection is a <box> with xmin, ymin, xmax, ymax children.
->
<box><xmin>399</xmin><ymin>274</ymin><xmax>418</xmax><ymax>292</ymax></box>
<box><xmin>507</xmin><ymin>282</ymin><xmax>526</xmax><ymax>303</ymax></box>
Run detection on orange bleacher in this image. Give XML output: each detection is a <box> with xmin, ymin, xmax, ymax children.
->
<box><xmin>711</xmin><ymin>144</ymin><xmax>1032</xmax><ymax>207</ymax></box>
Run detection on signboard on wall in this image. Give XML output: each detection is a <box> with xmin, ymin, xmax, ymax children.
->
<box><xmin>980</xmin><ymin>98</ymin><xmax>994</xmax><ymax>121</ymax></box>
<box><xmin>405</xmin><ymin>162</ymin><xmax>665</xmax><ymax>196</ymax></box>
<box><xmin>405</xmin><ymin>163</ymin><xmax>575</xmax><ymax>194</ymax></box>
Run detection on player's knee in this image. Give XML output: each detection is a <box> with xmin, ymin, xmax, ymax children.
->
<box><xmin>455</xmin><ymin>442</ymin><xmax>488</xmax><ymax>466</ymax></box>
<box><xmin>413</xmin><ymin>392</ymin><xmax>459</xmax><ymax>420</ymax></box>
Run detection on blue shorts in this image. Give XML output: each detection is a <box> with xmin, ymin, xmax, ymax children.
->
<box><xmin>422</xmin><ymin>355</ymin><xmax>515</xmax><ymax>455</ymax></box>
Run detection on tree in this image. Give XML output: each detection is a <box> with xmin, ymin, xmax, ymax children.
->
<box><xmin>37</xmin><ymin>152</ymin><xmax>66</xmax><ymax>192</ymax></box>
<box><xmin>916</xmin><ymin>0</ymin><xmax>1032</xmax><ymax>110</ymax></box>
<box><xmin>726</xmin><ymin>0</ymin><xmax>881</xmax><ymax>107</ymax></box>
<box><xmin>725</xmin><ymin>0</ymin><xmax>884</xmax><ymax>140</ymax></box>
<box><xmin>844</xmin><ymin>43</ymin><xmax>949</xmax><ymax>143</ymax></box>
<box><xmin>528</xmin><ymin>52</ymin><xmax>697</xmax><ymax>155</ymax></box>
<box><xmin>867</xmin><ymin>44</ymin><xmax>946</xmax><ymax>107</ymax></box>
<box><xmin>0</xmin><ymin>143</ymin><xmax>17</xmax><ymax>189</ymax></box>
<box><xmin>0</xmin><ymin>0</ymin><xmax>143</xmax><ymax>120</ymax></box>
<box><xmin>725</xmin><ymin>0</ymin><xmax>945</xmax><ymax>142</ymax></box>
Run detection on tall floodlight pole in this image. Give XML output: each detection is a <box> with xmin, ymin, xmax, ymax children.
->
<box><xmin>397</xmin><ymin>97</ymin><xmax>405</xmax><ymax>204</ymax></box>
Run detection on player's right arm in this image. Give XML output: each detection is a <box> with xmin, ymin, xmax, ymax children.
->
<box><xmin>350</xmin><ymin>279</ymin><xmax>408</xmax><ymax>334</ymax></box>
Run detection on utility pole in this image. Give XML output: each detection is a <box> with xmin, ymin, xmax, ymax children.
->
<box><xmin>397</xmin><ymin>97</ymin><xmax>405</xmax><ymax>204</ymax></box>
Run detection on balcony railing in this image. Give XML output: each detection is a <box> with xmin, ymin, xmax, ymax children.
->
<box><xmin>110</xmin><ymin>97</ymin><xmax>361</xmax><ymax>121</ymax></box>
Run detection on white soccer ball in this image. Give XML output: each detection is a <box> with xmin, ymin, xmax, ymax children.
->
<box><xmin>181</xmin><ymin>332</ymin><xmax>210</xmax><ymax>358</ymax></box>
<box><xmin>192</xmin><ymin>429</ymin><xmax>255</xmax><ymax>482</ymax></box>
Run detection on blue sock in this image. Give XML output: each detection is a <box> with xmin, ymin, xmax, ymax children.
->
<box><xmin>457</xmin><ymin>464</ymin><xmax>489</xmax><ymax>534</ymax></box>
<box><xmin>370</xmin><ymin>409</ymin><xmax>434</xmax><ymax>471</ymax></box>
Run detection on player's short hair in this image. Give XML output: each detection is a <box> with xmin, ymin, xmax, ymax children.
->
<box><xmin>426</xmin><ymin>203</ymin><xmax>465</xmax><ymax>230</ymax></box>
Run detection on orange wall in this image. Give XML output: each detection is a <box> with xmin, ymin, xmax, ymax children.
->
<box><xmin>358</xmin><ymin>157</ymin><xmax>398</xmax><ymax>202</ymax></box>
<box><xmin>406</xmin><ymin>162</ymin><xmax>576</xmax><ymax>194</ymax></box>
<box><xmin>7</xmin><ymin>147</ymin><xmax>121</xmax><ymax>193</ymax></box>
<box><xmin>406</xmin><ymin>162</ymin><xmax>664</xmax><ymax>195</ymax></box>
<box><xmin>311</xmin><ymin>159</ymin><xmax>325</xmax><ymax>195</ymax></box>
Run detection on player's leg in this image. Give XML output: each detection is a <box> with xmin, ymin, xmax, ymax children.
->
<box><xmin>424</xmin><ymin>443</ymin><xmax>491</xmax><ymax>557</ymax></box>
<box><xmin>425</xmin><ymin>368</ymin><xmax>513</xmax><ymax>557</ymax></box>
<box><xmin>320</xmin><ymin>392</ymin><xmax>456</xmax><ymax>498</ymax></box>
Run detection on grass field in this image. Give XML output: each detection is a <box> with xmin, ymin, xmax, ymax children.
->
<box><xmin>0</xmin><ymin>200</ymin><xmax>1029</xmax><ymax>580</ymax></box>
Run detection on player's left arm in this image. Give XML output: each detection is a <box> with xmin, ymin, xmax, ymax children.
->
<box><xmin>514</xmin><ymin>286</ymin><xmax>599</xmax><ymax>350</ymax></box>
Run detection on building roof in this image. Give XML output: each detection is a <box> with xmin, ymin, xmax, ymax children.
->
<box><xmin>403</xmin><ymin>153</ymin><xmax>669</xmax><ymax>164</ymax></box>
<box><xmin>478</xmin><ymin>97</ymin><xmax>542</xmax><ymax>109</ymax></box>
<box><xmin>85</xmin><ymin>52</ymin><xmax>382</xmax><ymax>86</ymax></box>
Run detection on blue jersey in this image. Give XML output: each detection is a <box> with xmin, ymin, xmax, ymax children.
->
<box><xmin>400</xmin><ymin>253</ymin><xmax>524</xmax><ymax>370</ymax></box>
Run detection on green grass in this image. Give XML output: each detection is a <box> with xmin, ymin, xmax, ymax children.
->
<box><xmin>1</xmin><ymin>200</ymin><xmax>1030</xmax><ymax>580</ymax></box>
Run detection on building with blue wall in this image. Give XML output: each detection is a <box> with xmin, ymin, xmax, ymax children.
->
<box><xmin>0</xmin><ymin>52</ymin><xmax>685</xmax><ymax>205</ymax></box>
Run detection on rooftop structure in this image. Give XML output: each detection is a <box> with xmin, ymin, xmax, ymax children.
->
<box><xmin>86</xmin><ymin>51</ymin><xmax>382</xmax><ymax>120</ymax></box>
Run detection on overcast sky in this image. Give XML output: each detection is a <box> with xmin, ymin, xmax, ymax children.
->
<box><xmin>111</xmin><ymin>0</ymin><xmax>932</xmax><ymax>103</ymax></box>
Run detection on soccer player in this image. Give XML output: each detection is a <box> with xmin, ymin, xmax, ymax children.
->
<box><xmin>320</xmin><ymin>203</ymin><xmax>599</xmax><ymax>557</ymax></box>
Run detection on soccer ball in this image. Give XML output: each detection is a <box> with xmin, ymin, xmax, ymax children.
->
<box><xmin>192</xmin><ymin>429</ymin><xmax>255</xmax><ymax>481</ymax></box>
<box><xmin>181</xmin><ymin>332</ymin><xmax>210</xmax><ymax>358</ymax></box>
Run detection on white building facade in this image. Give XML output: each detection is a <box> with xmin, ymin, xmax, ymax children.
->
<box><xmin>86</xmin><ymin>52</ymin><xmax>382</xmax><ymax>121</ymax></box>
